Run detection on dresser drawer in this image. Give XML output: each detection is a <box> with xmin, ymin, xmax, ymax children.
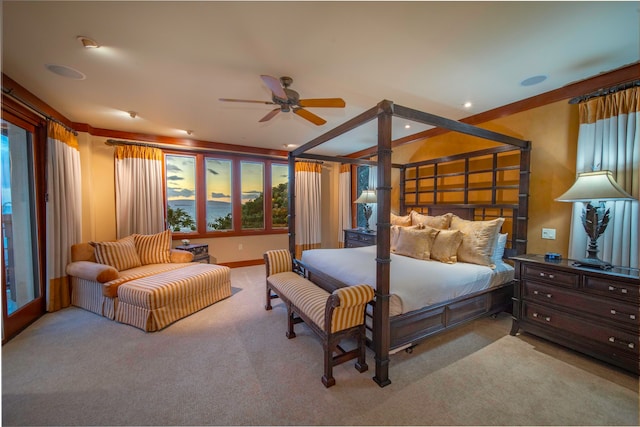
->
<box><xmin>523</xmin><ymin>264</ymin><xmax>578</xmax><ymax>288</ymax></box>
<box><xmin>344</xmin><ymin>230</ymin><xmax>376</xmax><ymax>247</ymax></box>
<box><xmin>523</xmin><ymin>301</ymin><xmax>638</xmax><ymax>356</ymax></box>
<box><xmin>583</xmin><ymin>276</ymin><xmax>639</xmax><ymax>302</ymax></box>
<box><xmin>523</xmin><ymin>281</ymin><xmax>639</xmax><ymax>326</ymax></box>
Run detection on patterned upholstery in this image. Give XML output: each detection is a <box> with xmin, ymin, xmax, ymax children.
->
<box><xmin>331</xmin><ymin>285</ymin><xmax>375</xmax><ymax>333</ymax></box>
<box><xmin>116</xmin><ymin>263</ymin><xmax>231</xmax><ymax>331</ymax></box>
<box><xmin>133</xmin><ymin>229</ymin><xmax>172</xmax><ymax>265</ymax></box>
<box><xmin>264</xmin><ymin>249</ymin><xmax>293</xmax><ymax>276</ymax></box>
<box><xmin>90</xmin><ymin>236</ymin><xmax>142</xmax><ymax>271</ymax></box>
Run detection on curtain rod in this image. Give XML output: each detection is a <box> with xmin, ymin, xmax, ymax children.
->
<box><xmin>106</xmin><ymin>139</ymin><xmax>286</xmax><ymax>161</ymax></box>
<box><xmin>568</xmin><ymin>79</ymin><xmax>640</xmax><ymax>104</ymax></box>
<box><xmin>1</xmin><ymin>86</ymin><xmax>78</xmax><ymax>135</ymax></box>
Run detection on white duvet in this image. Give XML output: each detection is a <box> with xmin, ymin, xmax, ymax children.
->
<box><xmin>301</xmin><ymin>246</ymin><xmax>513</xmax><ymax>316</ymax></box>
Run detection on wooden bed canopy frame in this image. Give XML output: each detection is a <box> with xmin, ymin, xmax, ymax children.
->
<box><xmin>288</xmin><ymin>100</ymin><xmax>531</xmax><ymax>387</ymax></box>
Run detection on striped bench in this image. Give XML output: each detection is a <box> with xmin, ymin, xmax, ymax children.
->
<box><xmin>115</xmin><ymin>263</ymin><xmax>231</xmax><ymax>332</ymax></box>
<box><xmin>264</xmin><ymin>249</ymin><xmax>374</xmax><ymax>387</ymax></box>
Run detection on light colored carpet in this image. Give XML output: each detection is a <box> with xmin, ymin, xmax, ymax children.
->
<box><xmin>2</xmin><ymin>265</ymin><xmax>638</xmax><ymax>426</ymax></box>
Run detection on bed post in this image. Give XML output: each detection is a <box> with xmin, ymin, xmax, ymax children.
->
<box><xmin>373</xmin><ymin>100</ymin><xmax>393</xmax><ymax>387</ymax></box>
<box><xmin>288</xmin><ymin>152</ymin><xmax>296</xmax><ymax>257</ymax></box>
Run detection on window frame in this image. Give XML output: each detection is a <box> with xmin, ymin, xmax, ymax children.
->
<box><xmin>163</xmin><ymin>148</ymin><xmax>288</xmax><ymax>238</ymax></box>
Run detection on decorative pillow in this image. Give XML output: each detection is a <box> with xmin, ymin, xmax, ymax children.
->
<box><xmin>391</xmin><ymin>212</ymin><xmax>412</xmax><ymax>227</ymax></box>
<box><xmin>491</xmin><ymin>233</ymin><xmax>508</xmax><ymax>262</ymax></box>
<box><xmin>391</xmin><ymin>224</ymin><xmax>421</xmax><ymax>252</ymax></box>
<box><xmin>450</xmin><ymin>216</ymin><xmax>505</xmax><ymax>267</ymax></box>
<box><xmin>410</xmin><ymin>211</ymin><xmax>453</xmax><ymax>229</ymax></box>
<box><xmin>133</xmin><ymin>229</ymin><xmax>172</xmax><ymax>265</ymax></box>
<box><xmin>90</xmin><ymin>236</ymin><xmax>142</xmax><ymax>271</ymax></box>
<box><xmin>393</xmin><ymin>225</ymin><xmax>439</xmax><ymax>260</ymax></box>
<box><xmin>429</xmin><ymin>227</ymin><xmax>464</xmax><ymax>264</ymax></box>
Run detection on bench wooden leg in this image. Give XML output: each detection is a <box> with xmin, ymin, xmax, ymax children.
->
<box><xmin>322</xmin><ymin>342</ymin><xmax>336</xmax><ymax>388</ymax></box>
<box><xmin>265</xmin><ymin>282</ymin><xmax>273</xmax><ymax>310</ymax></box>
<box><xmin>355</xmin><ymin>324</ymin><xmax>368</xmax><ymax>373</ymax></box>
<box><xmin>286</xmin><ymin>305</ymin><xmax>297</xmax><ymax>339</ymax></box>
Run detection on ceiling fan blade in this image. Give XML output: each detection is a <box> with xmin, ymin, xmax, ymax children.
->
<box><xmin>259</xmin><ymin>108</ymin><xmax>281</xmax><ymax>123</ymax></box>
<box><xmin>293</xmin><ymin>108</ymin><xmax>327</xmax><ymax>126</ymax></box>
<box><xmin>298</xmin><ymin>98</ymin><xmax>346</xmax><ymax>108</ymax></box>
<box><xmin>260</xmin><ymin>75</ymin><xmax>288</xmax><ymax>99</ymax></box>
<box><xmin>219</xmin><ymin>98</ymin><xmax>275</xmax><ymax>105</ymax></box>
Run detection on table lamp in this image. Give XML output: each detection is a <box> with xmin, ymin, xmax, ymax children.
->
<box><xmin>354</xmin><ymin>189</ymin><xmax>377</xmax><ymax>232</ymax></box>
<box><xmin>555</xmin><ymin>170</ymin><xmax>635</xmax><ymax>269</ymax></box>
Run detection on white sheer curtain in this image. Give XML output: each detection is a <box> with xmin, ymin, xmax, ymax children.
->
<box><xmin>568</xmin><ymin>87</ymin><xmax>639</xmax><ymax>268</ymax></box>
<box><xmin>295</xmin><ymin>161</ymin><xmax>322</xmax><ymax>258</ymax></box>
<box><xmin>46</xmin><ymin>122</ymin><xmax>82</xmax><ymax>311</ymax></box>
<box><xmin>367</xmin><ymin>165</ymin><xmax>378</xmax><ymax>231</ymax></box>
<box><xmin>115</xmin><ymin>145</ymin><xmax>165</xmax><ymax>238</ymax></box>
<box><xmin>338</xmin><ymin>164</ymin><xmax>351</xmax><ymax>247</ymax></box>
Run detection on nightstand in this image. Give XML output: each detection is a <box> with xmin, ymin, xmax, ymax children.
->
<box><xmin>176</xmin><ymin>244</ymin><xmax>210</xmax><ymax>264</ymax></box>
<box><xmin>344</xmin><ymin>229</ymin><xmax>376</xmax><ymax>248</ymax></box>
<box><xmin>511</xmin><ymin>254</ymin><xmax>639</xmax><ymax>374</ymax></box>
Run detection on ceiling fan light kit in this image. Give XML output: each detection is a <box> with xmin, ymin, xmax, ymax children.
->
<box><xmin>220</xmin><ymin>75</ymin><xmax>345</xmax><ymax>125</ymax></box>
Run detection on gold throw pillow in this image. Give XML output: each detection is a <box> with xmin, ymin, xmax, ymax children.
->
<box><xmin>393</xmin><ymin>226</ymin><xmax>439</xmax><ymax>260</ymax></box>
<box><xmin>429</xmin><ymin>227</ymin><xmax>464</xmax><ymax>263</ymax></box>
<box><xmin>450</xmin><ymin>216</ymin><xmax>505</xmax><ymax>267</ymax></box>
<box><xmin>410</xmin><ymin>211</ymin><xmax>453</xmax><ymax>229</ymax></box>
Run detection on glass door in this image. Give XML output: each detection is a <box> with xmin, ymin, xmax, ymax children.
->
<box><xmin>1</xmin><ymin>116</ymin><xmax>44</xmax><ymax>341</ymax></box>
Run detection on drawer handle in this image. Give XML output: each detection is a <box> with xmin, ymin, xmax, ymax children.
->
<box><xmin>532</xmin><ymin>312</ymin><xmax>551</xmax><ymax>322</ymax></box>
<box><xmin>533</xmin><ymin>290</ymin><xmax>552</xmax><ymax>298</ymax></box>
<box><xmin>608</xmin><ymin>336</ymin><xmax>635</xmax><ymax>349</ymax></box>
<box><xmin>538</xmin><ymin>272</ymin><xmax>555</xmax><ymax>279</ymax></box>
<box><xmin>610</xmin><ymin>309</ymin><xmax>637</xmax><ymax>320</ymax></box>
<box><xmin>608</xmin><ymin>285</ymin><xmax>629</xmax><ymax>294</ymax></box>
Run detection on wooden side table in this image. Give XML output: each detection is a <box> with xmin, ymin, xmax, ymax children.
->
<box><xmin>176</xmin><ymin>244</ymin><xmax>210</xmax><ymax>264</ymax></box>
<box><xmin>344</xmin><ymin>229</ymin><xmax>377</xmax><ymax>248</ymax></box>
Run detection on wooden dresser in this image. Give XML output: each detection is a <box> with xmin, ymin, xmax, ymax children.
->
<box><xmin>344</xmin><ymin>229</ymin><xmax>376</xmax><ymax>248</ymax></box>
<box><xmin>511</xmin><ymin>254</ymin><xmax>639</xmax><ymax>373</ymax></box>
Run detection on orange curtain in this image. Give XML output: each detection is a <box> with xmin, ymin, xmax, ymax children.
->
<box><xmin>294</xmin><ymin>161</ymin><xmax>322</xmax><ymax>258</ymax></box>
<box><xmin>115</xmin><ymin>145</ymin><xmax>165</xmax><ymax>238</ymax></box>
<box><xmin>569</xmin><ymin>86</ymin><xmax>639</xmax><ymax>267</ymax></box>
<box><xmin>46</xmin><ymin>122</ymin><xmax>81</xmax><ymax>311</ymax></box>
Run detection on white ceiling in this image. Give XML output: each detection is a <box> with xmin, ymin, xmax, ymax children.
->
<box><xmin>2</xmin><ymin>1</ymin><xmax>639</xmax><ymax>156</ymax></box>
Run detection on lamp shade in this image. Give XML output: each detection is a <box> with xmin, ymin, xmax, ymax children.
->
<box><xmin>354</xmin><ymin>189</ymin><xmax>377</xmax><ymax>204</ymax></box>
<box><xmin>555</xmin><ymin>171</ymin><xmax>635</xmax><ymax>202</ymax></box>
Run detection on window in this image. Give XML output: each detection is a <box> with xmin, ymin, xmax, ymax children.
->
<box><xmin>355</xmin><ymin>165</ymin><xmax>370</xmax><ymax>228</ymax></box>
<box><xmin>206</xmin><ymin>158</ymin><xmax>232</xmax><ymax>231</ymax></box>
<box><xmin>165</xmin><ymin>152</ymin><xmax>287</xmax><ymax>236</ymax></box>
<box><xmin>165</xmin><ymin>154</ymin><xmax>197</xmax><ymax>232</ymax></box>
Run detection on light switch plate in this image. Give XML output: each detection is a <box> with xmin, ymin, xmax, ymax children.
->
<box><xmin>542</xmin><ymin>228</ymin><xmax>556</xmax><ymax>240</ymax></box>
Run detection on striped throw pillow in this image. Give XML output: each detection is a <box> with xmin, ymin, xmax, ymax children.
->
<box><xmin>90</xmin><ymin>236</ymin><xmax>142</xmax><ymax>271</ymax></box>
<box><xmin>133</xmin><ymin>230</ymin><xmax>172</xmax><ymax>265</ymax></box>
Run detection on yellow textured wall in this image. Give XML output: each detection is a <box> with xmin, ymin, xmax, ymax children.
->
<box><xmin>392</xmin><ymin>100</ymin><xmax>579</xmax><ymax>256</ymax></box>
<box><xmin>78</xmin><ymin>135</ymin><xmax>287</xmax><ymax>264</ymax></box>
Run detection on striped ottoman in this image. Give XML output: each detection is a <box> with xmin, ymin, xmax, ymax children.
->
<box><xmin>115</xmin><ymin>263</ymin><xmax>231</xmax><ymax>332</ymax></box>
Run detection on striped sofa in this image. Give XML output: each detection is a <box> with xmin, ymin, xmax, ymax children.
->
<box><xmin>264</xmin><ymin>249</ymin><xmax>374</xmax><ymax>387</ymax></box>
<box><xmin>67</xmin><ymin>231</ymin><xmax>231</xmax><ymax>332</ymax></box>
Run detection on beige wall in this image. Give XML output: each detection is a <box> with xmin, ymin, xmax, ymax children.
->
<box><xmin>78</xmin><ymin>135</ymin><xmax>287</xmax><ymax>264</ymax></box>
<box><xmin>392</xmin><ymin>100</ymin><xmax>579</xmax><ymax>256</ymax></box>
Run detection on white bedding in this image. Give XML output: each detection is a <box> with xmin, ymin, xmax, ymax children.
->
<box><xmin>300</xmin><ymin>246</ymin><xmax>514</xmax><ymax>316</ymax></box>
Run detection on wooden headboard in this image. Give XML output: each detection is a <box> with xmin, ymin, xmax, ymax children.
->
<box><xmin>399</xmin><ymin>145</ymin><xmax>530</xmax><ymax>257</ymax></box>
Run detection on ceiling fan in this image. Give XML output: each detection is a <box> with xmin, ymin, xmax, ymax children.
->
<box><xmin>219</xmin><ymin>75</ymin><xmax>345</xmax><ymax>125</ymax></box>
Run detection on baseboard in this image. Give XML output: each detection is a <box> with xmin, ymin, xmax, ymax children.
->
<box><xmin>219</xmin><ymin>259</ymin><xmax>264</xmax><ymax>268</ymax></box>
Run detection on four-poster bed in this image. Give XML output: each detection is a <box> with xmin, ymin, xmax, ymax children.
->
<box><xmin>288</xmin><ymin>100</ymin><xmax>531</xmax><ymax>387</ymax></box>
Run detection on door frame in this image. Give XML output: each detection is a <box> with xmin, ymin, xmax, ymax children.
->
<box><xmin>2</xmin><ymin>100</ymin><xmax>47</xmax><ymax>343</ymax></box>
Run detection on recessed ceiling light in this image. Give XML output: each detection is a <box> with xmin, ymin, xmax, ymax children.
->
<box><xmin>128</xmin><ymin>111</ymin><xmax>137</xmax><ymax>119</ymax></box>
<box><xmin>463</xmin><ymin>101</ymin><xmax>473</xmax><ymax>109</ymax></box>
<box><xmin>185</xmin><ymin>130</ymin><xmax>193</xmax><ymax>136</ymax></box>
<box><xmin>45</xmin><ymin>64</ymin><xmax>86</xmax><ymax>80</ymax></box>
<box><xmin>404</xmin><ymin>124</ymin><xmax>411</xmax><ymax>129</ymax></box>
<box><xmin>77</xmin><ymin>35</ymin><xmax>100</xmax><ymax>49</ymax></box>
<box><xmin>283</xmin><ymin>144</ymin><xmax>297</xmax><ymax>148</ymax></box>
<box><xmin>520</xmin><ymin>75</ymin><xmax>548</xmax><ymax>87</ymax></box>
